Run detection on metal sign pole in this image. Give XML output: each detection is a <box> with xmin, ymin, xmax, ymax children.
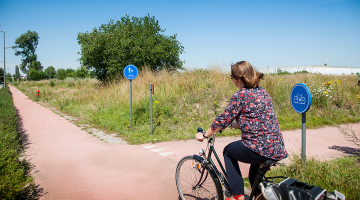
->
<box><xmin>150</xmin><ymin>83</ymin><xmax>153</xmax><ymax>135</ymax></box>
<box><xmin>302</xmin><ymin>112</ymin><xmax>306</xmax><ymax>164</ymax></box>
<box><xmin>130</xmin><ymin>80</ymin><xmax>132</xmax><ymax>129</ymax></box>
<box><xmin>291</xmin><ymin>83</ymin><xmax>312</xmax><ymax>165</ymax></box>
<box><xmin>2</xmin><ymin>31</ymin><xmax>6</xmax><ymax>88</ymax></box>
<box><xmin>123</xmin><ymin>65</ymin><xmax>138</xmax><ymax>130</ymax></box>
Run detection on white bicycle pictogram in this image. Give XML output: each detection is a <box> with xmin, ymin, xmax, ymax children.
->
<box><xmin>293</xmin><ymin>93</ymin><xmax>306</xmax><ymax>104</ymax></box>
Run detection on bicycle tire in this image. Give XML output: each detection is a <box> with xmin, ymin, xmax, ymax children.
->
<box><xmin>254</xmin><ymin>194</ymin><xmax>266</xmax><ymax>200</ymax></box>
<box><xmin>176</xmin><ymin>155</ymin><xmax>223</xmax><ymax>200</ymax></box>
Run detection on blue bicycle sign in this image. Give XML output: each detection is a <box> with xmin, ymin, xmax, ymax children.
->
<box><xmin>290</xmin><ymin>83</ymin><xmax>312</xmax><ymax>114</ymax></box>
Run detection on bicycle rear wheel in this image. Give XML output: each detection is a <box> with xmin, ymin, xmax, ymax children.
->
<box><xmin>254</xmin><ymin>194</ymin><xmax>266</xmax><ymax>200</ymax></box>
<box><xmin>176</xmin><ymin>156</ymin><xmax>223</xmax><ymax>200</ymax></box>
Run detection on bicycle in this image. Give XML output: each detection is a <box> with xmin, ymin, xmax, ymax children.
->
<box><xmin>175</xmin><ymin>127</ymin><xmax>286</xmax><ymax>200</ymax></box>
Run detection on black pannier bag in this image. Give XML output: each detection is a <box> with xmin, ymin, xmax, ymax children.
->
<box><xmin>260</xmin><ymin>178</ymin><xmax>345</xmax><ymax>200</ymax></box>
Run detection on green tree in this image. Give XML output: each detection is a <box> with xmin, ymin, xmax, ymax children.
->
<box><xmin>77</xmin><ymin>14</ymin><xmax>184</xmax><ymax>82</ymax></box>
<box><xmin>57</xmin><ymin>68</ymin><xmax>66</xmax><ymax>80</ymax></box>
<box><xmin>44</xmin><ymin>66</ymin><xmax>56</xmax><ymax>79</ymax></box>
<box><xmin>15</xmin><ymin>65</ymin><xmax>20</xmax><ymax>80</ymax></box>
<box><xmin>68</xmin><ymin>72</ymin><xmax>76</xmax><ymax>78</ymax></box>
<box><xmin>28</xmin><ymin>69</ymin><xmax>47</xmax><ymax>81</ymax></box>
<box><xmin>75</xmin><ymin>66</ymin><xmax>88</xmax><ymax>78</ymax></box>
<box><xmin>13</xmin><ymin>30</ymin><xmax>40</xmax><ymax>74</ymax></box>
<box><xmin>29</xmin><ymin>55</ymin><xmax>43</xmax><ymax>71</ymax></box>
<box><xmin>65</xmin><ymin>68</ymin><xmax>75</xmax><ymax>77</ymax></box>
<box><xmin>6</xmin><ymin>73</ymin><xmax>12</xmax><ymax>83</ymax></box>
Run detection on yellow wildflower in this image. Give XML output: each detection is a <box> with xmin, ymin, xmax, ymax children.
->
<box><xmin>323</xmin><ymin>91</ymin><xmax>329</xmax><ymax>95</ymax></box>
<box><xmin>213</xmin><ymin>101</ymin><xmax>217</xmax><ymax>104</ymax></box>
<box><xmin>155</xmin><ymin>101</ymin><xmax>159</xmax><ymax>104</ymax></box>
<box><xmin>280</xmin><ymin>79</ymin><xmax>283</xmax><ymax>81</ymax></box>
<box><xmin>357</xmin><ymin>95</ymin><xmax>360</xmax><ymax>99</ymax></box>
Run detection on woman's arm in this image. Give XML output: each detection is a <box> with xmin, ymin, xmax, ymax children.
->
<box><xmin>195</xmin><ymin>126</ymin><xmax>222</xmax><ymax>141</ymax></box>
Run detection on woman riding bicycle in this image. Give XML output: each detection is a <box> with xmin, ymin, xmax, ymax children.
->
<box><xmin>195</xmin><ymin>61</ymin><xmax>288</xmax><ymax>200</ymax></box>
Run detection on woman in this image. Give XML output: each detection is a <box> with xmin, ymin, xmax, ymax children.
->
<box><xmin>195</xmin><ymin>61</ymin><xmax>288</xmax><ymax>200</ymax></box>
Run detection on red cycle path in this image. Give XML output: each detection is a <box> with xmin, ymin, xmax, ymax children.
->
<box><xmin>9</xmin><ymin>85</ymin><xmax>360</xmax><ymax>200</ymax></box>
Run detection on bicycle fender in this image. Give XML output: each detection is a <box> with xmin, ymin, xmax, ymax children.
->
<box><xmin>192</xmin><ymin>155</ymin><xmax>204</xmax><ymax>162</ymax></box>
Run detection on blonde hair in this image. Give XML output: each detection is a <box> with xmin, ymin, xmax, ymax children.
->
<box><xmin>231</xmin><ymin>61</ymin><xmax>264</xmax><ymax>88</ymax></box>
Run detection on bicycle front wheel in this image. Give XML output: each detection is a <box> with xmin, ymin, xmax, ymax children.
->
<box><xmin>176</xmin><ymin>156</ymin><xmax>223</xmax><ymax>200</ymax></box>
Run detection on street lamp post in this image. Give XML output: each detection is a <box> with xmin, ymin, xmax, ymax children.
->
<box><xmin>0</xmin><ymin>30</ymin><xmax>16</xmax><ymax>88</ymax></box>
<box><xmin>0</xmin><ymin>31</ymin><xmax>5</xmax><ymax>88</ymax></box>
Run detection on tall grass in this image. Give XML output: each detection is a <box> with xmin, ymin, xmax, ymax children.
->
<box><xmin>15</xmin><ymin>67</ymin><xmax>360</xmax><ymax>144</ymax></box>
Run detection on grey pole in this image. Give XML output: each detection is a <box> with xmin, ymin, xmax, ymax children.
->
<box><xmin>1</xmin><ymin>31</ymin><xmax>5</xmax><ymax>88</ymax></box>
<box><xmin>302</xmin><ymin>112</ymin><xmax>306</xmax><ymax>164</ymax></box>
<box><xmin>130</xmin><ymin>80</ymin><xmax>132</xmax><ymax>129</ymax></box>
<box><xmin>150</xmin><ymin>83</ymin><xmax>153</xmax><ymax>135</ymax></box>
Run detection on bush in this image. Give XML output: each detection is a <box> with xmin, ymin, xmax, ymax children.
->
<box><xmin>275</xmin><ymin>69</ymin><xmax>292</xmax><ymax>75</ymax></box>
<box><xmin>28</xmin><ymin>69</ymin><xmax>48</xmax><ymax>81</ymax></box>
<box><xmin>0</xmin><ymin>87</ymin><xmax>34</xmax><ymax>199</ymax></box>
<box><xmin>75</xmin><ymin>67</ymin><xmax>88</xmax><ymax>78</ymax></box>
<box><xmin>49</xmin><ymin>80</ymin><xmax>55</xmax><ymax>87</ymax></box>
<box><xmin>57</xmin><ymin>68</ymin><xmax>66</xmax><ymax>80</ymax></box>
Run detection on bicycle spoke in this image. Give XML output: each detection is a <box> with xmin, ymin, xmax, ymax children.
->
<box><xmin>176</xmin><ymin>157</ymin><xmax>221</xmax><ymax>200</ymax></box>
<box><xmin>194</xmin><ymin>185</ymin><xmax>218</xmax><ymax>199</ymax></box>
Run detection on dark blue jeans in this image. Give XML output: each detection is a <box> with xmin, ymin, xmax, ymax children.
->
<box><xmin>223</xmin><ymin>140</ymin><xmax>269</xmax><ymax>195</ymax></box>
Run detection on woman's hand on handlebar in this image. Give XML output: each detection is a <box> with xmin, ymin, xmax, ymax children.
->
<box><xmin>195</xmin><ymin>132</ymin><xmax>205</xmax><ymax>141</ymax></box>
<box><xmin>195</xmin><ymin>127</ymin><xmax>221</xmax><ymax>141</ymax></box>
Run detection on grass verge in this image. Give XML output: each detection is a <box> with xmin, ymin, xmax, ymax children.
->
<box><xmin>0</xmin><ymin>86</ymin><xmax>36</xmax><ymax>199</ymax></box>
<box><xmin>15</xmin><ymin>67</ymin><xmax>360</xmax><ymax>144</ymax></box>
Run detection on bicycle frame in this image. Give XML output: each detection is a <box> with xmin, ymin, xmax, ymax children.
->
<box><xmin>194</xmin><ymin>134</ymin><xmax>286</xmax><ymax>200</ymax></box>
<box><xmin>195</xmin><ymin>135</ymin><xmax>232</xmax><ymax>197</ymax></box>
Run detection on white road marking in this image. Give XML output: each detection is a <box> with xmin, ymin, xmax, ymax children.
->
<box><xmin>159</xmin><ymin>152</ymin><xmax>174</xmax><ymax>157</ymax></box>
<box><xmin>151</xmin><ymin>148</ymin><xmax>165</xmax><ymax>152</ymax></box>
<box><xmin>142</xmin><ymin>145</ymin><xmax>157</xmax><ymax>149</ymax></box>
<box><xmin>142</xmin><ymin>145</ymin><xmax>174</xmax><ymax>157</ymax></box>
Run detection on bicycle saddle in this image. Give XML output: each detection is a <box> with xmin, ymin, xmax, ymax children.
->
<box><xmin>259</xmin><ymin>159</ymin><xmax>278</xmax><ymax>168</ymax></box>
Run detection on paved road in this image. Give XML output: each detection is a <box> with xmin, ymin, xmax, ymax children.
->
<box><xmin>9</xmin><ymin>85</ymin><xmax>360</xmax><ymax>200</ymax></box>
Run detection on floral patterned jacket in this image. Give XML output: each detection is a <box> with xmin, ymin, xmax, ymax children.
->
<box><xmin>211</xmin><ymin>87</ymin><xmax>288</xmax><ymax>160</ymax></box>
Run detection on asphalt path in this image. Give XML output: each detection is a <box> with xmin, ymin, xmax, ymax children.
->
<box><xmin>8</xmin><ymin>85</ymin><xmax>360</xmax><ymax>200</ymax></box>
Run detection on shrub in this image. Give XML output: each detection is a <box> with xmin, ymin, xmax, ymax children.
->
<box><xmin>0</xmin><ymin>87</ymin><xmax>34</xmax><ymax>199</ymax></box>
<box><xmin>28</xmin><ymin>69</ymin><xmax>48</xmax><ymax>81</ymax></box>
<box><xmin>49</xmin><ymin>80</ymin><xmax>55</xmax><ymax>87</ymax></box>
<box><xmin>57</xmin><ymin>68</ymin><xmax>66</xmax><ymax>80</ymax></box>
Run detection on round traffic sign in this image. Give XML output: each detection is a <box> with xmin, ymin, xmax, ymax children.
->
<box><xmin>123</xmin><ymin>65</ymin><xmax>138</xmax><ymax>80</ymax></box>
<box><xmin>290</xmin><ymin>83</ymin><xmax>312</xmax><ymax>114</ymax></box>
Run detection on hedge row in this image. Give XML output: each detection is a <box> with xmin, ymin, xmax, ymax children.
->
<box><xmin>0</xmin><ymin>87</ymin><xmax>33</xmax><ymax>199</ymax></box>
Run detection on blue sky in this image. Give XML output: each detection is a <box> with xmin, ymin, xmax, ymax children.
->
<box><xmin>0</xmin><ymin>0</ymin><xmax>359</xmax><ymax>76</ymax></box>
